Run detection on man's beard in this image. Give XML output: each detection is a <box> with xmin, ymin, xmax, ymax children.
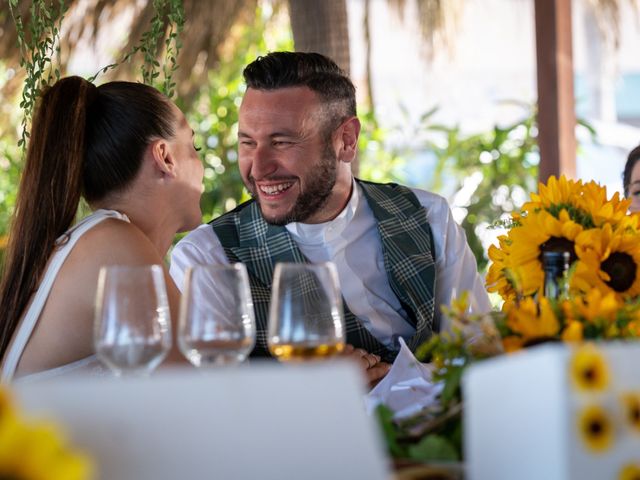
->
<box><xmin>248</xmin><ymin>143</ymin><xmax>338</xmax><ymax>226</ymax></box>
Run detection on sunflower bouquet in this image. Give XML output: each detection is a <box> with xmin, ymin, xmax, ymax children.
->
<box><xmin>486</xmin><ymin>175</ymin><xmax>640</xmax><ymax>350</ymax></box>
<box><xmin>378</xmin><ymin>176</ymin><xmax>640</xmax><ymax>463</ymax></box>
<box><xmin>0</xmin><ymin>386</ymin><xmax>92</xmax><ymax>480</ymax></box>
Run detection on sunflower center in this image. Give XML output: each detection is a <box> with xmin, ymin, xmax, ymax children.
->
<box><xmin>583</xmin><ymin>367</ymin><xmax>596</xmax><ymax>384</ymax></box>
<box><xmin>601</xmin><ymin>252</ymin><xmax>636</xmax><ymax>292</ymax></box>
<box><xmin>539</xmin><ymin>237</ymin><xmax>577</xmax><ymax>264</ymax></box>
<box><xmin>631</xmin><ymin>405</ymin><xmax>640</xmax><ymax>424</ymax></box>
<box><xmin>588</xmin><ymin>419</ymin><xmax>604</xmax><ymax>436</ymax></box>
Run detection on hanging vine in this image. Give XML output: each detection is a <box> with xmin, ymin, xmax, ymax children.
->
<box><xmin>88</xmin><ymin>0</ymin><xmax>185</xmax><ymax>98</ymax></box>
<box><xmin>10</xmin><ymin>0</ymin><xmax>185</xmax><ymax>151</ymax></box>
<box><xmin>141</xmin><ymin>0</ymin><xmax>185</xmax><ymax>98</ymax></box>
<box><xmin>160</xmin><ymin>0</ymin><xmax>184</xmax><ymax>98</ymax></box>
<box><xmin>8</xmin><ymin>0</ymin><xmax>68</xmax><ymax>149</ymax></box>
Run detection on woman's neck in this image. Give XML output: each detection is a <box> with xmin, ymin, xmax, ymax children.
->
<box><xmin>92</xmin><ymin>197</ymin><xmax>178</xmax><ymax>258</ymax></box>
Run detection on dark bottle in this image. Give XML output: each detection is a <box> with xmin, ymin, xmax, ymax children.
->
<box><xmin>542</xmin><ymin>251</ymin><xmax>570</xmax><ymax>299</ymax></box>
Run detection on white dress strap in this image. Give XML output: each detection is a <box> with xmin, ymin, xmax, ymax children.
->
<box><xmin>1</xmin><ymin>209</ymin><xmax>129</xmax><ymax>383</ymax></box>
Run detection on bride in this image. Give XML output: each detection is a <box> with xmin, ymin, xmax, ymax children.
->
<box><xmin>0</xmin><ymin>76</ymin><xmax>203</xmax><ymax>382</ymax></box>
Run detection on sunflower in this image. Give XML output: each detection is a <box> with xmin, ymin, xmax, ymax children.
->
<box><xmin>504</xmin><ymin>297</ymin><xmax>560</xmax><ymax>342</ymax></box>
<box><xmin>506</xmin><ymin>208</ymin><xmax>583</xmax><ymax>297</ymax></box>
<box><xmin>573</xmin><ymin>223</ymin><xmax>640</xmax><ymax>299</ymax></box>
<box><xmin>570</xmin><ymin>344</ymin><xmax>609</xmax><ymax>392</ymax></box>
<box><xmin>578</xmin><ymin>180</ymin><xmax>631</xmax><ymax>228</ymax></box>
<box><xmin>573</xmin><ymin>288</ymin><xmax>621</xmax><ymax>324</ymax></box>
<box><xmin>486</xmin><ymin>235</ymin><xmax>517</xmax><ymax>301</ymax></box>
<box><xmin>561</xmin><ymin>321</ymin><xmax>584</xmax><ymax>342</ymax></box>
<box><xmin>620</xmin><ymin>392</ymin><xmax>640</xmax><ymax>433</ymax></box>
<box><xmin>619</xmin><ymin>464</ymin><xmax>640</xmax><ymax>480</ymax></box>
<box><xmin>0</xmin><ymin>387</ymin><xmax>15</xmax><ymax>425</ymax></box>
<box><xmin>487</xmin><ymin>175</ymin><xmax>640</xmax><ymax>305</ymax></box>
<box><xmin>0</xmin><ymin>387</ymin><xmax>92</xmax><ymax>480</ymax></box>
<box><xmin>577</xmin><ymin>404</ymin><xmax>614</xmax><ymax>452</ymax></box>
<box><xmin>501</xmin><ymin>335</ymin><xmax>524</xmax><ymax>352</ymax></box>
<box><xmin>0</xmin><ymin>421</ymin><xmax>92</xmax><ymax>480</ymax></box>
<box><xmin>523</xmin><ymin>175</ymin><xmax>584</xmax><ymax>213</ymax></box>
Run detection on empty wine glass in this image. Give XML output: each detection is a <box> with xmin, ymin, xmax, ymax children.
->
<box><xmin>94</xmin><ymin>264</ymin><xmax>172</xmax><ymax>377</ymax></box>
<box><xmin>178</xmin><ymin>263</ymin><xmax>256</xmax><ymax>367</ymax></box>
<box><xmin>268</xmin><ymin>262</ymin><xmax>345</xmax><ymax>362</ymax></box>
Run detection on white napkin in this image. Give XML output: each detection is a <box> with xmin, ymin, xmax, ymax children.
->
<box><xmin>364</xmin><ymin>337</ymin><xmax>443</xmax><ymax>419</ymax></box>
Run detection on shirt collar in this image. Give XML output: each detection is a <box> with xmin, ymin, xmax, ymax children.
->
<box><xmin>285</xmin><ymin>178</ymin><xmax>360</xmax><ymax>245</ymax></box>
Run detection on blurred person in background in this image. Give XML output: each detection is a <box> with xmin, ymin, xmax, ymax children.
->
<box><xmin>624</xmin><ymin>145</ymin><xmax>640</xmax><ymax>212</ymax></box>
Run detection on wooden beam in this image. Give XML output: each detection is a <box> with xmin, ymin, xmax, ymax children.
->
<box><xmin>534</xmin><ymin>0</ymin><xmax>577</xmax><ymax>182</ymax></box>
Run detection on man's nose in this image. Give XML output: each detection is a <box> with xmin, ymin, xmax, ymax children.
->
<box><xmin>251</xmin><ymin>145</ymin><xmax>278</xmax><ymax>179</ymax></box>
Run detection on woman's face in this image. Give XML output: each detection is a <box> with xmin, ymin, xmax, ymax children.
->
<box><xmin>628</xmin><ymin>160</ymin><xmax>640</xmax><ymax>213</ymax></box>
<box><xmin>167</xmin><ymin>104</ymin><xmax>204</xmax><ymax>231</ymax></box>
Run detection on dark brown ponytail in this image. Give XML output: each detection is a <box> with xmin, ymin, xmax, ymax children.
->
<box><xmin>0</xmin><ymin>77</ymin><xmax>174</xmax><ymax>357</ymax></box>
<box><xmin>0</xmin><ymin>77</ymin><xmax>94</xmax><ymax>356</ymax></box>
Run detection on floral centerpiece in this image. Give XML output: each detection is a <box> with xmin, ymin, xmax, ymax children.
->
<box><xmin>486</xmin><ymin>175</ymin><xmax>640</xmax><ymax>348</ymax></box>
<box><xmin>0</xmin><ymin>386</ymin><xmax>92</xmax><ymax>480</ymax></box>
<box><xmin>379</xmin><ymin>175</ymin><xmax>640</xmax><ymax>464</ymax></box>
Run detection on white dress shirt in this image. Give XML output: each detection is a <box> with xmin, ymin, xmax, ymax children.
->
<box><xmin>170</xmin><ymin>181</ymin><xmax>490</xmax><ymax>351</ymax></box>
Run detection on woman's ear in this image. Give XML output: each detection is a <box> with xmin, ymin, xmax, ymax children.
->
<box><xmin>336</xmin><ymin>117</ymin><xmax>361</xmax><ymax>164</ymax></box>
<box><xmin>149</xmin><ymin>139</ymin><xmax>177</xmax><ymax>178</ymax></box>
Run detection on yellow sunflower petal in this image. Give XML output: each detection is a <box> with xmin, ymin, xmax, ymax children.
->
<box><xmin>502</xmin><ymin>335</ymin><xmax>524</xmax><ymax>353</ymax></box>
<box><xmin>561</xmin><ymin>321</ymin><xmax>584</xmax><ymax>342</ymax></box>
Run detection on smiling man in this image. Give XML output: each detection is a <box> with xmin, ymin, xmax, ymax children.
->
<box><xmin>170</xmin><ymin>52</ymin><xmax>490</xmax><ymax>378</ymax></box>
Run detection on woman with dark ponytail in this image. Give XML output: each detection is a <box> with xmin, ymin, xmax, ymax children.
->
<box><xmin>0</xmin><ymin>76</ymin><xmax>204</xmax><ymax>381</ymax></box>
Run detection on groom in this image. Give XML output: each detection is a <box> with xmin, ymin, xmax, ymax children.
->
<box><xmin>170</xmin><ymin>51</ymin><xmax>490</xmax><ymax>379</ymax></box>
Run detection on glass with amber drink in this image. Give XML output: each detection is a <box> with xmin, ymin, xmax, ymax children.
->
<box><xmin>268</xmin><ymin>262</ymin><xmax>345</xmax><ymax>361</ymax></box>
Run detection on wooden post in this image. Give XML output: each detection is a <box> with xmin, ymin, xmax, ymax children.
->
<box><xmin>534</xmin><ymin>0</ymin><xmax>577</xmax><ymax>182</ymax></box>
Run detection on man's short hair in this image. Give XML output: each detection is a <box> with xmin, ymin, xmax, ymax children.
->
<box><xmin>242</xmin><ymin>51</ymin><xmax>357</xmax><ymax>132</ymax></box>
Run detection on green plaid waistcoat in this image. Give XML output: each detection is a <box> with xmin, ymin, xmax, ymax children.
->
<box><xmin>210</xmin><ymin>179</ymin><xmax>436</xmax><ymax>362</ymax></box>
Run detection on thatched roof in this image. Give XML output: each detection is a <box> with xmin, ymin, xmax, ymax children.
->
<box><xmin>0</xmin><ymin>0</ymin><xmax>257</xmax><ymax>102</ymax></box>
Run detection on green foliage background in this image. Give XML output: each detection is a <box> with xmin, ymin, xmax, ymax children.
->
<box><xmin>0</xmin><ymin>3</ymin><xmax>543</xmax><ymax>273</ymax></box>
<box><xmin>425</xmin><ymin>109</ymin><xmax>540</xmax><ymax>271</ymax></box>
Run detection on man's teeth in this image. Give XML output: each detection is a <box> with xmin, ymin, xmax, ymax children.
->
<box><xmin>260</xmin><ymin>183</ymin><xmax>293</xmax><ymax>194</ymax></box>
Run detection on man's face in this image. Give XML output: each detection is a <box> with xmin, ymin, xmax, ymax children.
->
<box><xmin>237</xmin><ymin>86</ymin><xmax>342</xmax><ymax>225</ymax></box>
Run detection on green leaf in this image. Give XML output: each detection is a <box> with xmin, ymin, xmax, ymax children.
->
<box><xmin>375</xmin><ymin>405</ymin><xmax>406</xmax><ymax>458</ymax></box>
<box><xmin>440</xmin><ymin>365</ymin><xmax>464</xmax><ymax>405</ymax></box>
<box><xmin>407</xmin><ymin>434</ymin><xmax>460</xmax><ymax>462</ymax></box>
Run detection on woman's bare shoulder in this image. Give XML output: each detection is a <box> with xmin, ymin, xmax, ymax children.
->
<box><xmin>16</xmin><ymin>217</ymin><xmax>166</xmax><ymax>375</ymax></box>
<box><xmin>72</xmin><ymin>217</ymin><xmax>163</xmax><ymax>265</ymax></box>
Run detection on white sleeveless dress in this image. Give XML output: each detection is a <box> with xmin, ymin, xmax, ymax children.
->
<box><xmin>0</xmin><ymin>209</ymin><xmax>130</xmax><ymax>383</ymax></box>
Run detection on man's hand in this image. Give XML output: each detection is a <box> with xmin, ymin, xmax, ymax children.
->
<box><xmin>341</xmin><ymin>344</ymin><xmax>391</xmax><ymax>387</ymax></box>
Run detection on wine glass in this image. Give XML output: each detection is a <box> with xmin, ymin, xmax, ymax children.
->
<box><xmin>94</xmin><ymin>264</ymin><xmax>172</xmax><ymax>377</ymax></box>
<box><xmin>178</xmin><ymin>263</ymin><xmax>256</xmax><ymax>367</ymax></box>
<box><xmin>267</xmin><ymin>262</ymin><xmax>346</xmax><ymax>361</ymax></box>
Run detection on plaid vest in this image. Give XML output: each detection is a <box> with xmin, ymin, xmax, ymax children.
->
<box><xmin>210</xmin><ymin>179</ymin><xmax>436</xmax><ymax>362</ymax></box>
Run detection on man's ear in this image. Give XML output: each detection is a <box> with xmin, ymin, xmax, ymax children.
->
<box><xmin>336</xmin><ymin>117</ymin><xmax>361</xmax><ymax>164</ymax></box>
<box><xmin>149</xmin><ymin>138</ymin><xmax>177</xmax><ymax>178</ymax></box>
